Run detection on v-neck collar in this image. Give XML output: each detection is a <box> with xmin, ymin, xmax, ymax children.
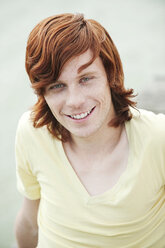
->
<box><xmin>55</xmin><ymin>119</ymin><xmax>133</xmax><ymax>205</ymax></box>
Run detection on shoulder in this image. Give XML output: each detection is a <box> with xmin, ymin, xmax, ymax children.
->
<box><xmin>16</xmin><ymin>111</ymin><xmax>51</xmax><ymax>144</ymax></box>
<box><xmin>17</xmin><ymin>111</ymin><xmax>33</xmax><ymax>131</ymax></box>
<box><xmin>130</xmin><ymin>107</ymin><xmax>165</xmax><ymax>128</ymax></box>
<box><xmin>16</xmin><ymin>111</ymin><xmax>36</xmax><ymax>139</ymax></box>
<box><xmin>129</xmin><ymin>107</ymin><xmax>165</xmax><ymax>142</ymax></box>
<box><xmin>129</xmin><ymin>108</ymin><xmax>165</xmax><ymax>182</ymax></box>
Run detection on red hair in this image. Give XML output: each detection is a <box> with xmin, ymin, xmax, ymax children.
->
<box><xmin>25</xmin><ymin>13</ymin><xmax>136</xmax><ymax>141</ymax></box>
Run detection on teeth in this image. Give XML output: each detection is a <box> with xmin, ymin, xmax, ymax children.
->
<box><xmin>70</xmin><ymin>109</ymin><xmax>92</xmax><ymax>120</ymax></box>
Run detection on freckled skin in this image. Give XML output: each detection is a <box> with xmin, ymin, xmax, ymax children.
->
<box><xmin>44</xmin><ymin>49</ymin><xmax>115</xmax><ymax>139</ymax></box>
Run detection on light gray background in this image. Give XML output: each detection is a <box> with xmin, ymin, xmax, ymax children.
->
<box><xmin>0</xmin><ymin>0</ymin><xmax>165</xmax><ymax>247</ymax></box>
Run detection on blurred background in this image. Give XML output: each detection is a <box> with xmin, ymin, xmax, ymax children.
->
<box><xmin>0</xmin><ymin>0</ymin><xmax>165</xmax><ymax>247</ymax></box>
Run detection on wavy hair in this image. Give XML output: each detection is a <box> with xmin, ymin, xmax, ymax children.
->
<box><xmin>25</xmin><ymin>13</ymin><xmax>136</xmax><ymax>141</ymax></box>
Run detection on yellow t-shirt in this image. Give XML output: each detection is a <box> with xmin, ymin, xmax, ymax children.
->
<box><xmin>15</xmin><ymin>108</ymin><xmax>165</xmax><ymax>248</ymax></box>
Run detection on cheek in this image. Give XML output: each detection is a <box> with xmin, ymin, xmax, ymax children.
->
<box><xmin>44</xmin><ymin>96</ymin><xmax>61</xmax><ymax>112</ymax></box>
<box><xmin>98</xmin><ymin>86</ymin><xmax>111</xmax><ymax>104</ymax></box>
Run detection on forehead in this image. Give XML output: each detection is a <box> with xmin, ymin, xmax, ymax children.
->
<box><xmin>58</xmin><ymin>49</ymin><xmax>105</xmax><ymax>80</ymax></box>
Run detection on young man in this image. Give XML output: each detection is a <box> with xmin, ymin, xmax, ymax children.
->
<box><xmin>15</xmin><ymin>13</ymin><xmax>165</xmax><ymax>247</ymax></box>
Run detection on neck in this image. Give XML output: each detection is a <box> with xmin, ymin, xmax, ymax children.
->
<box><xmin>67</xmin><ymin>123</ymin><xmax>124</xmax><ymax>156</ymax></box>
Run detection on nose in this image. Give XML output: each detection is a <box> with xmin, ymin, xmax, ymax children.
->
<box><xmin>65</xmin><ymin>86</ymin><xmax>85</xmax><ymax>109</ymax></box>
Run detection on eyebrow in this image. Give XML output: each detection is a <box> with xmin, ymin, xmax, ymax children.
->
<box><xmin>77</xmin><ymin>71</ymin><xmax>96</xmax><ymax>78</ymax></box>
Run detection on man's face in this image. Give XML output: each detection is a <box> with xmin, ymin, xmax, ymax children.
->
<box><xmin>44</xmin><ymin>49</ymin><xmax>115</xmax><ymax>140</ymax></box>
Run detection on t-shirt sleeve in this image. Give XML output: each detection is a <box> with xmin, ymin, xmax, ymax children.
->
<box><xmin>158</xmin><ymin>113</ymin><xmax>165</xmax><ymax>183</ymax></box>
<box><xmin>131</xmin><ymin>108</ymin><xmax>165</xmax><ymax>184</ymax></box>
<box><xmin>15</xmin><ymin>112</ymin><xmax>41</xmax><ymax>200</ymax></box>
<box><xmin>146</xmin><ymin>111</ymin><xmax>165</xmax><ymax>184</ymax></box>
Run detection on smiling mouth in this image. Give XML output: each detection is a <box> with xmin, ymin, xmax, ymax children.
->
<box><xmin>67</xmin><ymin>107</ymin><xmax>95</xmax><ymax>120</ymax></box>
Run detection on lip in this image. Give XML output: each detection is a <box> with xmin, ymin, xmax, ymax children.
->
<box><xmin>66</xmin><ymin>106</ymin><xmax>96</xmax><ymax>121</ymax></box>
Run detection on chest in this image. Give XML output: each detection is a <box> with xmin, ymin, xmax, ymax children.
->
<box><xmin>63</xmin><ymin>144</ymin><xmax>129</xmax><ymax>196</ymax></box>
<box><xmin>34</xmin><ymin>135</ymin><xmax>164</xmax><ymax>225</ymax></box>
<box><xmin>35</xmin><ymin>142</ymin><xmax>165</xmax><ymax>247</ymax></box>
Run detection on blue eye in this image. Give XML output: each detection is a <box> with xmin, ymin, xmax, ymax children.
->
<box><xmin>81</xmin><ymin>77</ymin><xmax>90</xmax><ymax>83</ymax></box>
<box><xmin>49</xmin><ymin>83</ymin><xmax>65</xmax><ymax>90</ymax></box>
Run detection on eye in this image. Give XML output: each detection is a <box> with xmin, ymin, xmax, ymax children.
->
<box><xmin>80</xmin><ymin>77</ymin><xmax>91</xmax><ymax>83</ymax></box>
<box><xmin>48</xmin><ymin>83</ymin><xmax>65</xmax><ymax>90</ymax></box>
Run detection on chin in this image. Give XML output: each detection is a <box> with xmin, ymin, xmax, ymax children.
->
<box><xmin>70</xmin><ymin>127</ymin><xmax>98</xmax><ymax>139</ymax></box>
